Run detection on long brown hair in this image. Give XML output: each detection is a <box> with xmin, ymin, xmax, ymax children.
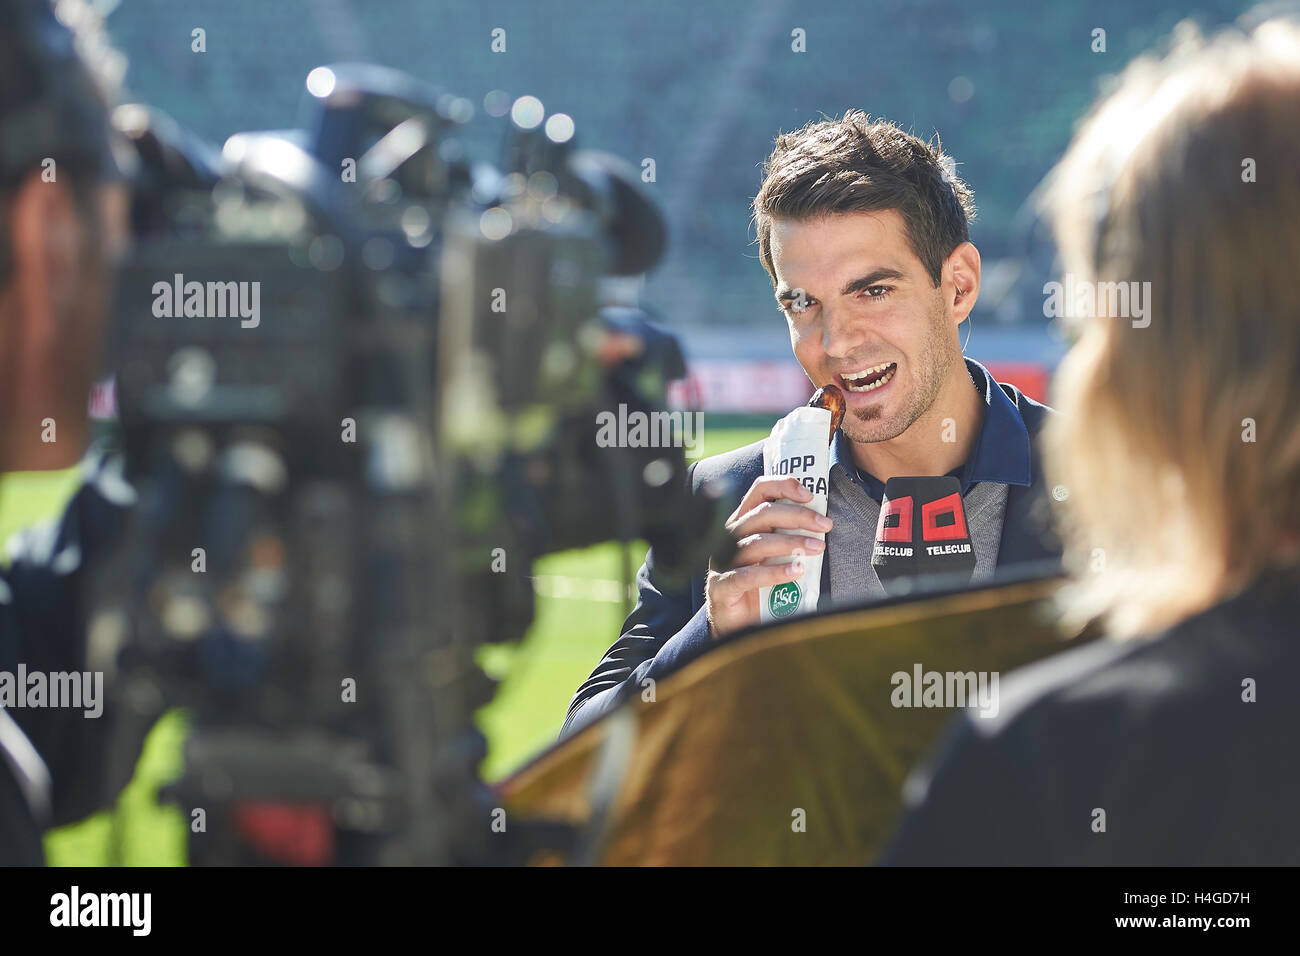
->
<box><xmin>1042</xmin><ymin>17</ymin><xmax>1300</xmax><ymax>637</ymax></box>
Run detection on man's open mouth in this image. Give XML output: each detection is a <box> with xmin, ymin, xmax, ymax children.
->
<box><xmin>837</xmin><ymin>362</ymin><xmax>897</xmax><ymax>393</ymax></box>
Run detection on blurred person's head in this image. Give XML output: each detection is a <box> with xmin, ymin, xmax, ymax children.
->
<box><xmin>752</xmin><ymin>111</ymin><xmax>980</xmax><ymax>445</ymax></box>
<box><xmin>0</xmin><ymin>0</ymin><xmax>127</xmax><ymax>473</ymax></box>
<box><xmin>1043</xmin><ymin>15</ymin><xmax>1300</xmax><ymax>637</ymax></box>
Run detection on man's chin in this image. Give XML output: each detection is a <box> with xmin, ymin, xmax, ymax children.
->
<box><xmin>842</xmin><ymin>410</ymin><xmax>912</xmax><ymax>444</ymax></box>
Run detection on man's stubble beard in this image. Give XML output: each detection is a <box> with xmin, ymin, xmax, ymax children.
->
<box><xmin>843</xmin><ymin>295</ymin><xmax>953</xmax><ymax>445</ymax></box>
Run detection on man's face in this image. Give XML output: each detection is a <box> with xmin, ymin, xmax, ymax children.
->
<box><xmin>770</xmin><ymin>209</ymin><xmax>961</xmax><ymax>444</ymax></box>
<box><xmin>0</xmin><ymin>177</ymin><xmax>127</xmax><ymax>471</ymax></box>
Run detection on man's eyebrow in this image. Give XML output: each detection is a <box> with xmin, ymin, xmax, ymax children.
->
<box><xmin>840</xmin><ymin>268</ymin><xmax>906</xmax><ymax>296</ymax></box>
<box><xmin>774</xmin><ymin>268</ymin><xmax>908</xmax><ymax>303</ymax></box>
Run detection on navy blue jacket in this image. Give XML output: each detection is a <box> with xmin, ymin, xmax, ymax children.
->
<box><xmin>0</xmin><ymin>455</ymin><xmax>134</xmax><ymax>864</ymax></box>
<box><xmin>561</xmin><ymin>373</ymin><xmax>1061</xmax><ymax>737</ymax></box>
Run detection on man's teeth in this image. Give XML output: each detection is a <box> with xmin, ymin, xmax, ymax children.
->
<box><xmin>841</xmin><ymin>363</ymin><xmax>896</xmax><ymax>392</ymax></box>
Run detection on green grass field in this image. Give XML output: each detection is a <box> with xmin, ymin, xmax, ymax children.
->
<box><xmin>1</xmin><ymin>424</ymin><xmax>770</xmax><ymax>865</ymax></box>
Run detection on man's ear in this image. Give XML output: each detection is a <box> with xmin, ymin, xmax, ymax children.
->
<box><xmin>946</xmin><ymin>241</ymin><xmax>981</xmax><ymax>326</ymax></box>
<box><xmin>6</xmin><ymin>171</ymin><xmax>85</xmax><ymax>354</ymax></box>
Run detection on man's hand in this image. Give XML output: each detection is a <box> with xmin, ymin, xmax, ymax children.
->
<box><xmin>704</xmin><ymin>475</ymin><xmax>831</xmax><ymax>638</ymax></box>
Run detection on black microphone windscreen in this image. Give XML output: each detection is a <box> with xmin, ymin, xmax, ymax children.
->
<box><xmin>568</xmin><ymin>150</ymin><xmax>667</xmax><ymax>276</ymax></box>
<box><xmin>872</xmin><ymin>476</ymin><xmax>976</xmax><ymax>594</ymax></box>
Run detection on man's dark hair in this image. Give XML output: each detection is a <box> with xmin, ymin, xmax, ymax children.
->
<box><xmin>752</xmin><ymin>110</ymin><xmax>976</xmax><ymax>288</ymax></box>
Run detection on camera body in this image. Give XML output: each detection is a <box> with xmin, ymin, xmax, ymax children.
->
<box><xmin>90</xmin><ymin>64</ymin><xmax>728</xmax><ymax>864</ymax></box>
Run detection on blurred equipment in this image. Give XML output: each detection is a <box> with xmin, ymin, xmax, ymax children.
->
<box><xmin>90</xmin><ymin>64</ymin><xmax>729</xmax><ymax>865</ymax></box>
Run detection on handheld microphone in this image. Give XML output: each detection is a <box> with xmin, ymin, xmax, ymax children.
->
<box><xmin>871</xmin><ymin>476</ymin><xmax>976</xmax><ymax>595</ymax></box>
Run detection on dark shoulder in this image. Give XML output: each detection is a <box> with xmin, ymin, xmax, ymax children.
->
<box><xmin>688</xmin><ymin>438</ymin><xmax>765</xmax><ymax>494</ymax></box>
<box><xmin>971</xmin><ymin>576</ymin><xmax>1299</xmax><ymax>748</ymax></box>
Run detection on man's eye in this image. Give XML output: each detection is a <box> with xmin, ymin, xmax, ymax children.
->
<box><xmin>861</xmin><ymin>285</ymin><xmax>893</xmax><ymax>299</ymax></box>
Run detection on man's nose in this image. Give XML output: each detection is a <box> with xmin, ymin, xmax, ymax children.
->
<box><xmin>821</xmin><ymin>302</ymin><xmax>866</xmax><ymax>359</ymax></box>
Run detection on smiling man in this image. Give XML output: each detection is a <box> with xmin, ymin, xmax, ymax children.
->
<box><xmin>562</xmin><ymin>111</ymin><xmax>1061</xmax><ymax>737</ymax></box>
